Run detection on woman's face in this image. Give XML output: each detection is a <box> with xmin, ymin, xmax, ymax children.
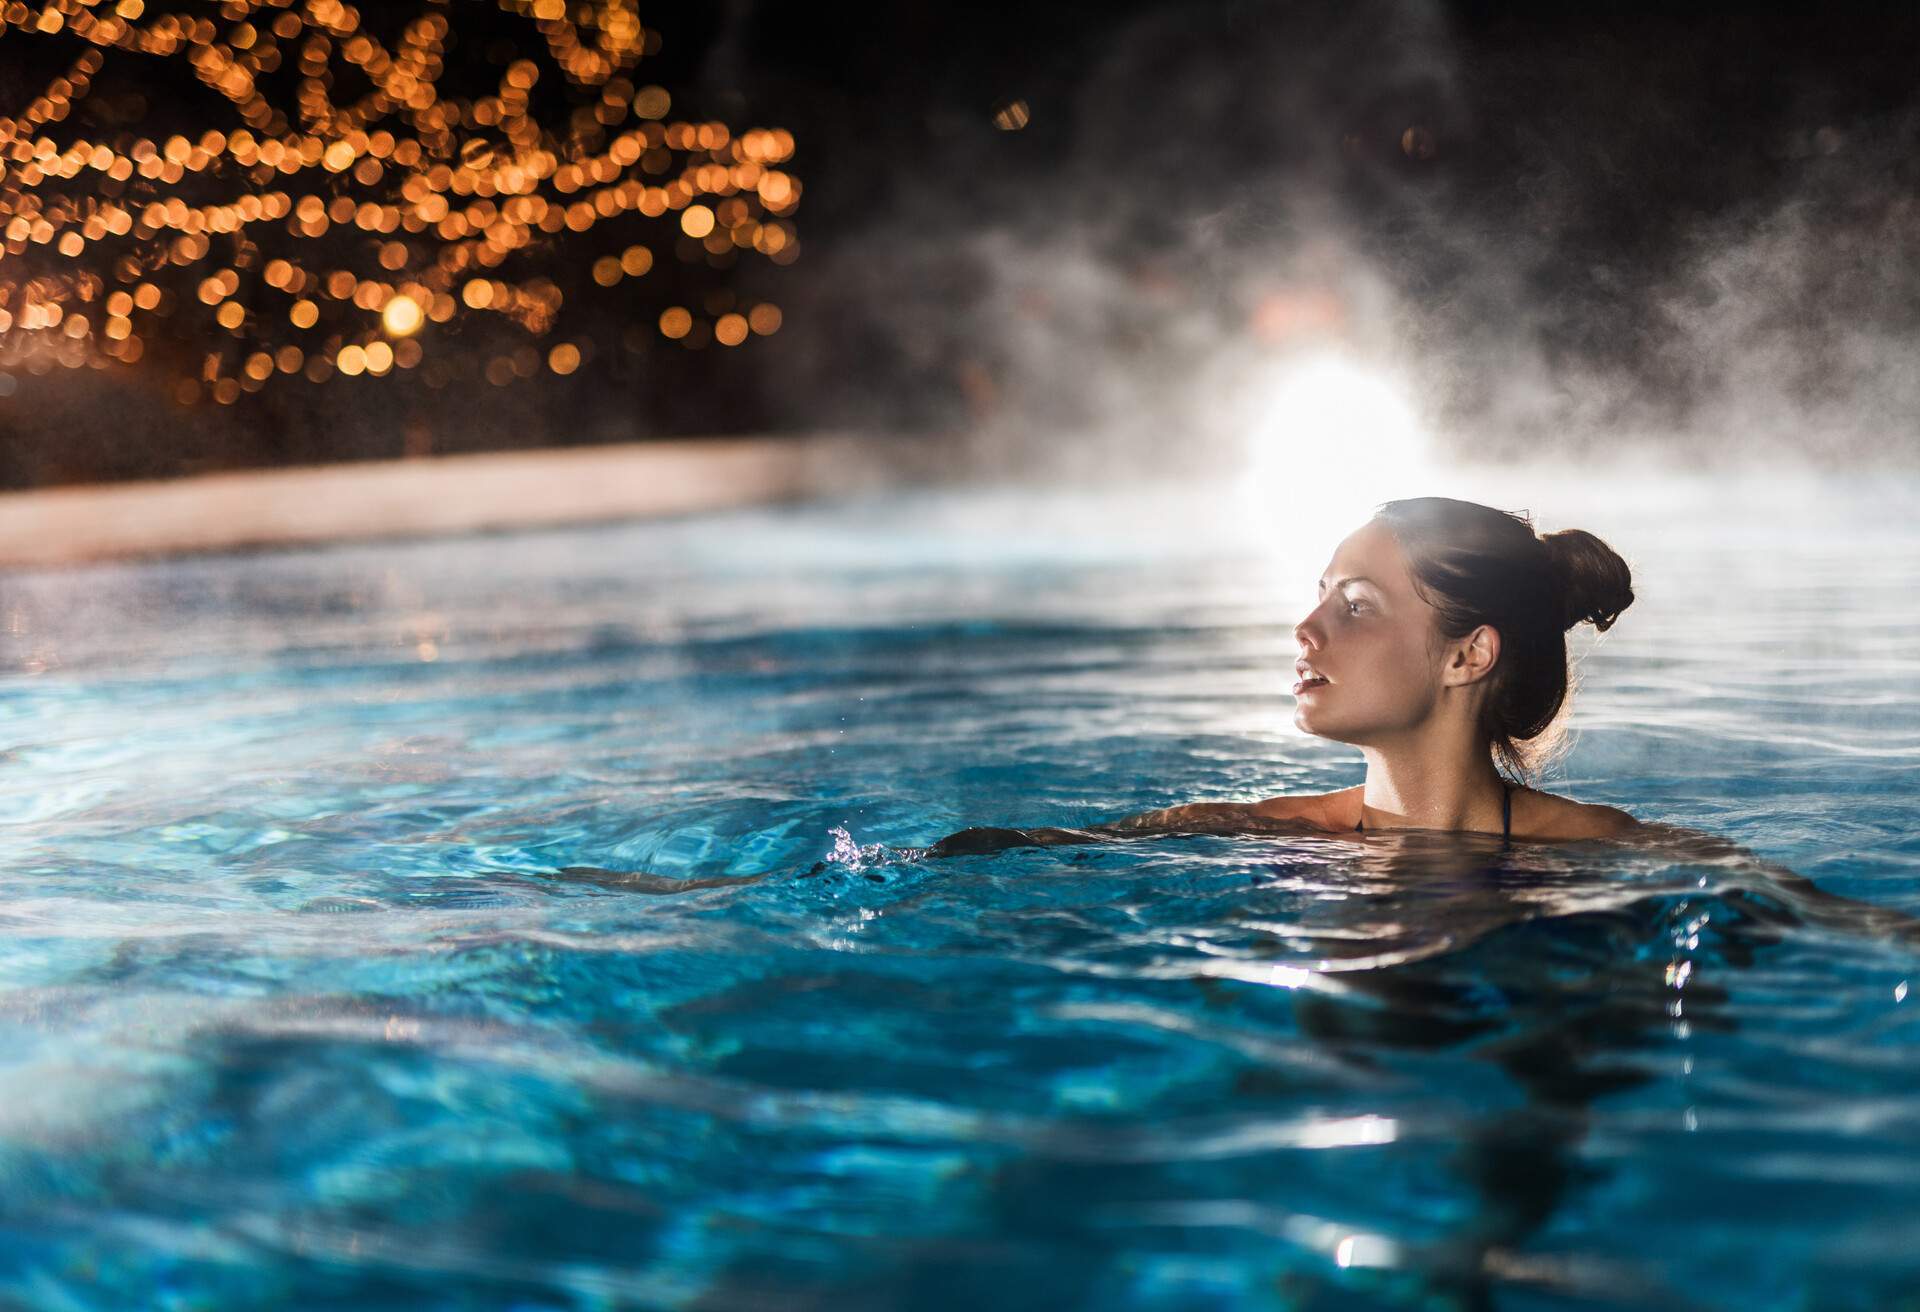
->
<box><xmin>1292</xmin><ymin>519</ymin><xmax>1447</xmax><ymax>744</ymax></box>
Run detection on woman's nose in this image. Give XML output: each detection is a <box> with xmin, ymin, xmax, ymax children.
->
<box><xmin>1294</xmin><ymin>607</ymin><xmax>1322</xmax><ymax>652</ymax></box>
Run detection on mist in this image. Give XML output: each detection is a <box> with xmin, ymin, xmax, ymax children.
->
<box><xmin>742</xmin><ymin>0</ymin><xmax>1920</xmax><ymax>483</ymax></box>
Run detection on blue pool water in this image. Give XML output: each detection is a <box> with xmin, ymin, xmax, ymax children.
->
<box><xmin>3</xmin><ymin>472</ymin><xmax>1919</xmax><ymax>1309</ymax></box>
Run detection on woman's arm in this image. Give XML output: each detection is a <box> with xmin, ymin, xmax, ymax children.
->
<box><xmin>926</xmin><ymin>801</ymin><xmax>1322</xmax><ymax>858</ymax></box>
<box><xmin>923</xmin><ymin>810</ymin><xmax>1919</xmax><ymax>949</ymax></box>
<box><xmin>923</xmin><ymin>824</ymin><xmax>1111</xmax><ymax>857</ymax></box>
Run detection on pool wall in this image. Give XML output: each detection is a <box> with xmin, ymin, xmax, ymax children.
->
<box><xmin>0</xmin><ymin>432</ymin><xmax>914</xmax><ymax>567</ymax></box>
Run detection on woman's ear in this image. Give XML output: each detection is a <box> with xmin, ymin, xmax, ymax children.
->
<box><xmin>1445</xmin><ymin>624</ymin><xmax>1501</xmax><ymax>686</ymax></box>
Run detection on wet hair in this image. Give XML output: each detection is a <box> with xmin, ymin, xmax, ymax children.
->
<box><xmin>1374</xmin><ymin>497</ymin><xmax>1634</xmax><ymax>783</ymax></box>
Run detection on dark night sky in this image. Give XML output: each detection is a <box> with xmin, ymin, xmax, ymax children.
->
<box><xmin>696</xmin><ymin>0</ymin><xmax>1920</xmax><ymax>463</ymax></box>
<box><xmin>7</xmin><ymin>1</ymin><xmax>1920</xmax><ymax>487</ymax></box>
<box><xmin>706</xmin><ymin>0</ymin><xmax>1920</xmax><ymax>256</ymax></box>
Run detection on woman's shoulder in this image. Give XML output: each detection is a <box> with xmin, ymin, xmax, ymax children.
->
<box><xmin>1509</xmin><ymin>786</ymin><xmax>1638</xmax><ymax>841</ymax></box>
<box><xmin>1247</xmin><ymin>785</ymin><xmax>1362</xmax><ymax>832</ymax></box>
<box><xmin>1111</xmin><ymin>791</ymin><xmax>1354</xmax><ymax>835</ymax></box>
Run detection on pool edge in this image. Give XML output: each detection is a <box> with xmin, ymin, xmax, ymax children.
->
<box><xmin>0</xmin><ymin>433</ymin><xmax>913</xmax><ymax>567</ymax></box>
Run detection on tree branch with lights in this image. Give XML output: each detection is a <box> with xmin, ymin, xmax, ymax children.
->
<box><xmin>0</xmin><ymin>0</ymin><xmax>798</xmax><ymax>407</ymax></box>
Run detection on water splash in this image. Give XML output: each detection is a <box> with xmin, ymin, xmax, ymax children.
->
<box><xmin>821</xmin><ymin>824</ymin><xmax>926</xmax><ymax>875</ymax></box>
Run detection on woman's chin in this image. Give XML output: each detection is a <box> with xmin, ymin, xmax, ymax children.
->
<box><xmin>1293</xmin><ymin>706</ymin><xmax>1356</xmax><ymax>743</ymax></box>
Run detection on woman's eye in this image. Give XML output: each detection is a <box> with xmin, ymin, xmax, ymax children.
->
<box><xmin>1346</xmin><ymin>600</ymin><xmax>1365</xmax><ymax>616</ymax></box>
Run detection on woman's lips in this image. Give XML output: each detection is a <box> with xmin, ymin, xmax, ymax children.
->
<box><xmin>1293</xmin><ymin>675</ymin><xmax>1330</xmax><ymax>696</ymax></box>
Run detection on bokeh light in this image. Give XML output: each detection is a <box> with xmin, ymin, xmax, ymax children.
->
<box><xmin>0</xmin><ymin>2</ymin><xmax>800</xmax><ymax>403</ymax></box>
<box><xmin>381</xmin><ymin>294</ymin><xmax>424</xmax><ymax>338</ymax></box>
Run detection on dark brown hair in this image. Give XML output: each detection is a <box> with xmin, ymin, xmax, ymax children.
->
<box><xmin>1374</xmin><ymin>497</ymin><xmax>1634</xmax><ymax>782</ymax></box>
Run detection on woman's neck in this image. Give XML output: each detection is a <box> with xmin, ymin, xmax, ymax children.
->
<box><xmin>1358</xmin><ymin>733</ymin><xmax>1508</xmax><ymax>833</ymax></box>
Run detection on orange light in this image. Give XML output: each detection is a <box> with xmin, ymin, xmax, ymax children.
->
<box><xmin>633</xmin><ymin>85</ymin><xmax>670</xmax><ymax>119</ymax></box>
<box><xmin>0</xmin><ymin>1</ymin><xmax>802</xmax><ymax>397</ymax></box>
<box><xmin>381</xmin><ymin>294</ymin><xmax>424</xmax><ymax>337</ymax></box>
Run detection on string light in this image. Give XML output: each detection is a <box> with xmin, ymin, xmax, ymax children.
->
<box><xmin>0</xmin><ymin>0</ymin><xmax>798</xmax><ymax>403</ymax></box>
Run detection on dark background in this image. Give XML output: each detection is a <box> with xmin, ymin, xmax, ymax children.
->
<box><xmin>5</xmin><ymin>0</ymin><xmax>1920</xmax><ymax>488</ymax></box>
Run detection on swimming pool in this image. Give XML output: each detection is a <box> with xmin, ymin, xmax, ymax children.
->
<box><xmin>4</xmin><ymin>470</ymin><xmax>1918</xmax><ymax>1309</ymax></box>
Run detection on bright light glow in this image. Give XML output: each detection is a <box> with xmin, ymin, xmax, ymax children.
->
<box><xmin>381</xmin><ymin>295</ymin><xmax>424</xmax><ymax>338</ymax></box>
<box><xmin>1237</xmin><ymin>350</ymin><xmax>1432</xmax><ymax>533</ymax></box>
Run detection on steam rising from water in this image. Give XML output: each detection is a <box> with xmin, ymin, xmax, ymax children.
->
<box><xmin>771</xmin><ymin>0</ymin><xmax>1920</xmax><ymax>483</ymax></box>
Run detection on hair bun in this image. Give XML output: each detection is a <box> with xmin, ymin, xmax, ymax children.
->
<box><xmin>1540</xmin><ymin>528</ymin><xmax>1634</xmax><ymax>632</ymax></box>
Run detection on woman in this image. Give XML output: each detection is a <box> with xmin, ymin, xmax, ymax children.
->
<box><xmin>936</xmin><ymin>496</ymin><xmax>1639</xmax><ymax>853</ymax></box>
<box><xmin>1143</xmin><ymin>495</ymin><xmax>1637</xmax><ymax>841</ymax></box>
